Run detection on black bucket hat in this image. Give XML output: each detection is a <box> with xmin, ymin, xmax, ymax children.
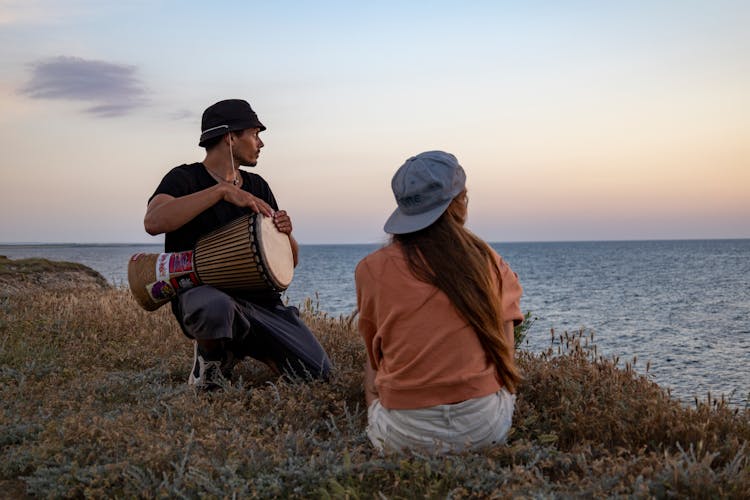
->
<box><xmin>198</xmin><ymin>99</ymin><xmax>266</xmax><ymax>147</ymax></box>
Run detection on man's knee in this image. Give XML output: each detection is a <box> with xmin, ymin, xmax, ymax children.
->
<box><xmin>180</xmin><ymin>287</ymin><xmax>236</xmax><ymax>336</ymax></box>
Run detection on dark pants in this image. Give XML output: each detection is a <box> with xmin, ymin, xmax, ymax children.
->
<box><xmin>174</xmin><ymin>286</ymin><xmax>332</xmax><ymax>379</ymax></box>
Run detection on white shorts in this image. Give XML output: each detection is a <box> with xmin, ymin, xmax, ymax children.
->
<box><xmin>366</xmin><ymin>389</ymin><xmax>516</xmax><ymax>454</ymax></box>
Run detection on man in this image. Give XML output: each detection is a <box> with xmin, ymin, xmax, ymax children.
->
<box><xmin>144</xmin><ymin>99</ymin><xmax>332</xmax><ymax>389</ymax></box>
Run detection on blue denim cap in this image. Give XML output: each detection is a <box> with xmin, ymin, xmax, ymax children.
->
<box><xmin>384</xmin><ymin>151</ymin><xmax>466</xmax><ymax>234</ymax></box>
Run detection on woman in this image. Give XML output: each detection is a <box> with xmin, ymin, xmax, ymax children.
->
<box><xmin>355</xmin><ymin>151</ymin><xmax>524</xmax><ymax>454</ymax></box>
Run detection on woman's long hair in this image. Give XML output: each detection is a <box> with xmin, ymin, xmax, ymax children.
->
<box><xmin>393</xmin><ymin>192</ymin><xmax>521</xmax><ymax>392</ymax></box>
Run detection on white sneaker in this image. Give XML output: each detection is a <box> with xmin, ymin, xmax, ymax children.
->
<box><xmin>188</xmin><ymin>341</ymin><xmax>225</xmax><ymax>390</ymax></box>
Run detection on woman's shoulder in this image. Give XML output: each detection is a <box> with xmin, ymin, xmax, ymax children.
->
<box><xmin>356</xmin><ymin>243</ymin><xmax>401</xmax><ymax>272</ymax></box>
<box><xmin>365</xmin><ymin>243</ymin><xmax>401</xmax><ymax>261</ymax></box>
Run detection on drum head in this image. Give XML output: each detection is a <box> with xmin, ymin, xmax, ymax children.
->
<box><xmin>256</xmin><ymin>215</ymin><xmax>294</xmax><ymax>289</ymax></box>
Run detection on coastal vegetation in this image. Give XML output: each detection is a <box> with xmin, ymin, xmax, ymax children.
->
<box><xmin>0</xmin><ymin>258</ymin><xmax>748</xmax><ymax>498</ymax></box>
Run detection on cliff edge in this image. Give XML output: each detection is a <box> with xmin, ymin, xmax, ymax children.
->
<box><xmin>0</xmin><ymin>255</ymin><xmax>110</xmax><ymax>296</ymax></box>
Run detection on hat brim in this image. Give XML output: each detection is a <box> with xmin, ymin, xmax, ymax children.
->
<box><xmin>198</xmin><ymin>120</ymin><xmax>266</xmax><ymax>147</ymax></box>
<box><xmin>383</xmin><ymin>198</ymin><xmax>453</xmax><ymax>235</ymax></box>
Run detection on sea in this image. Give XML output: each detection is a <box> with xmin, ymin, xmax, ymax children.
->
<box><xmin>1</xmin><ymin>239</ymin><xmax>748</xmax><ymax>408</ymax></box>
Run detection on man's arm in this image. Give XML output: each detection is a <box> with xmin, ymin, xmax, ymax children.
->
<box><xmin>289</xmin><ymin>234</ymin><xmax>300</xmax><ymax>268</ymax></box>
<box><xmin>144</xmin><ymin>183</ymin><xmax>274</xmax><ymax>235</ymax></box>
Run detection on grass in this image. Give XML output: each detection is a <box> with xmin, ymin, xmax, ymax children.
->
<box><xmin>0</xmin><ymin>262</ymin><xmax>748</xmax><ymax>498</ymax></box>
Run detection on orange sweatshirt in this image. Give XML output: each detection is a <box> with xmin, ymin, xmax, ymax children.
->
<box><xmin>355</xmin><ymin>243</ymin><xmax>523</xmax><ymax>410</ymax></box>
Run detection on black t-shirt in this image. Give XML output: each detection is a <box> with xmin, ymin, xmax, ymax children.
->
<box><xmin>149</xmin><ymin>163</ymin><xmax>279</xmax><ymax>252</ymax></box>
<box><xmin>149</xmin><ymin>162</ymin><xmax>281</xmax><ymax>304</ymax></box>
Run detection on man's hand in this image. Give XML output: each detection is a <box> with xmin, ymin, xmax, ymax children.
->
<box><xmin>272</xmin><ymin>210</ymin><xmax>293</xmax><ymax>235</ymax></box>
<box><xmin>272</xmin><ymin>210</ymin><xmax>299</xmax><ymax>267</ymax></box>
<box><xmin>222</xmin><ymin>185</ymin><xmax>274</xmax><ymax>217</ymax></box>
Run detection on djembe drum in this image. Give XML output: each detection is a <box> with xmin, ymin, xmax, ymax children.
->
<box><xmin>128</xmin><ymin>214</ymin><xmax>293</xmax><ymax>311</ymax></box>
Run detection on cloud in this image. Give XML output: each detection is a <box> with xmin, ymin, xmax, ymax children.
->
<box><xmin>20</xmin><ymin>56</ymin><xmax>149</xmax><ymax>117</ymax></box>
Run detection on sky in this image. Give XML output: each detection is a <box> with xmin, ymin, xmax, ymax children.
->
<box><xmin>0</xmin><ymin>0</ymin><xmax>748</xmax><ymax>244</ymax></box>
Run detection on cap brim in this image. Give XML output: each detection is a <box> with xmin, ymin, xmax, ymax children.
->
<box><xmin>383</xmin><ymin>199</ymin><xmax>452</xmax><ymax>234</ymax></box>
<box><xmin>198</xmin><ymin>120</ymin><xmax>266</xmax><ymax>147</ymax></box>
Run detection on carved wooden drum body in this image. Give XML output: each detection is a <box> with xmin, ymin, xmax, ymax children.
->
<box><xmin>128</xmin><ymin>214</ymin><xmax>293</xmax><ymax>311</ymax></box>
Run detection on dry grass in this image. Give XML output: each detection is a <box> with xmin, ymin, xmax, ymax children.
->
<box><xmin>1</xmin><ymin>268</ymin><xmax>748</xmax><ymax>498</ymax></box>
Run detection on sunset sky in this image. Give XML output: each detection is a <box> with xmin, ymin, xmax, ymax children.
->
<box><xmin>1</xmin><ymin>0</ymin><xmax>748</xmax><ymax>244</ymax></box>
